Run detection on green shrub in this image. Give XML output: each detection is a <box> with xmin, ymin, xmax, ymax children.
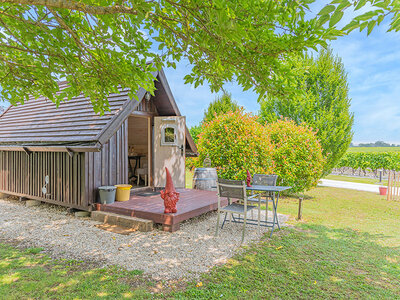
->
<box><xmin>197</xmin><ymin>110</ymin><xmax>274</xmax><ymax>180</ymax></box>
<box><xmin>185</xmin><ymin>156</ymin><xmax>199</xmax><ymax>171</ymax></box>
<box><xmin>259</xmin><ymin>48</ymin><xmax>354</xmax><ymax>176</ymax></box>
<box><xmin>265</xmin><ymin>119</ymin><xmax>325</xmax><ymax>193</ymax></box>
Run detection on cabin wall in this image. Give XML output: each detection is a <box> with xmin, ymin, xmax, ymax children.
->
<box><xmin>85</xmin><ymin>120</ymin><xmax>128</xmax><ymax>205</ymax></box>
<box><xmin>0</xmin><ymin>151</ymin><xmax>87</xmax><ymax>209</ymax></box>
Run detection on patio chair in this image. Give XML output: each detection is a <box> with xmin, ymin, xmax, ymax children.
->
<box><xmin>215</xmin><ymin>178</ymin><xmax>257</xmax><ymax>243</ymax></box>
<box><xmin>248</xmin><ymin>174</ymin><xmax>278</xmax><ymax>221</ymax></box>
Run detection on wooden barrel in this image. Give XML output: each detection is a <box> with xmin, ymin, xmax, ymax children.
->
<box><xmin>192</xmin><ymin>168</ymin><xmax>218</xmax><ymax>191</ymax></box>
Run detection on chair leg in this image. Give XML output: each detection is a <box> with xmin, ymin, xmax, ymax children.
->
<box><xmin>137</xmin><ymin>175</ymin><xmax>140</xmax><ymax>186</ymax></box>
<box><xmin>266</xmin><ymin>200</ymin><xmax>269</xmax><ymax>222</ymax></box>
<box><xmin>215</xmin><ymin>211</ymin><xmax>221</xmax><ymax>237</ymax></box>
<box><xmin>258</xmin><ymin>195</ymin><xmax>261</xmax><ymax>228</ymax></box>
<box><xmin>221</xmin><ymin>212</ymin><xmax>228</xmax><ymax>229</ymax></box>
<box><xmin>145</xmin><ymin>175</ymin><xmax>147</xmax><ymax>186</ymax></box>
<box><xmin>241</xmin><ymin>214</ymin><xmax>246</xmax><ymax>244</ymax></box>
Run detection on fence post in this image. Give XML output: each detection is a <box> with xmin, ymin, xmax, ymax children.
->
<box><xmin>297</xmin><ymin>197</ymin><xmax>303</xmax><ymax>220</ymax></box>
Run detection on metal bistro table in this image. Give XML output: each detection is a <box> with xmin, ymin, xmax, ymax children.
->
<box><xmin>246</xmin><ymin>185</ymin><xmax>291</xmax><ymax>237</ymax></box>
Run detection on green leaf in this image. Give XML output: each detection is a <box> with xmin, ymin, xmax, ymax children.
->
<box><xmin>329</xmin><ymin>10</ymin><xmax>344</xmax><ymax>27</ymax></box>
<box><xmin>355</xmin><ymin>0</ymin><xmax>367</xmax><ymax>11</ymax></box>
<box><xmin>318</xmin><ymin>5</ymin><xmax>336</xmax><ymax>16</ymax></box>
<box><xmin>367</xmin><ymin>20</ymin><xmax>377</xmax><ymax>35</ymax></box>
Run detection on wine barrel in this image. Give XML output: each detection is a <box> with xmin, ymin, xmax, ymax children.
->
<box><xmin>192</xmin><ymin>168</ymin><xmax>218</xmax><ymax>191</ymax></box>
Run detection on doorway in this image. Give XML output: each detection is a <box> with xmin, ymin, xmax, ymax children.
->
<box><xmin>127</xmin><ymin>115</ymin><xmax>152</xmax><ymax>188</ymax></box>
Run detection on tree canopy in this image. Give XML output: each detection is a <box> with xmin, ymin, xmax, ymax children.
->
<box><xmin>203</xmin><ymin>92</ymin><xmax>240</xmax><ymax>124</ymax></box>
<box><xmin>321</xmin><ymin>0</ymin><xmax>400</xmax><ymax>35</ymax></box>
<box><xmin>0</xmin><ymin>0</ymin><xmax>395</xmax><ymax>113</ymax></box>
<box><xmin>0</xmin><ymin>0</ymin><xmax>343</xmax><ymax>113</ymax></box>
<box><xmin>259</xmin><ymin>48</ymin><xmax>354</xmax><ymax>175</ymax></box>
<box><xmin>190</xmin><ymin>92</ymin><xmax>240</xmax><ymax>144</ymax></box>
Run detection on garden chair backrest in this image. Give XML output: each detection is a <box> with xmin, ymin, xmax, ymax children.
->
<box><xmin>253</xmin><ymin>174</ymin><xmax>278</xmax><ymax>186</ymax></box>
<box><xmin>217</xmin><ymin>178</ymin><xmax>246</xmax><ymax>202</ymax></box>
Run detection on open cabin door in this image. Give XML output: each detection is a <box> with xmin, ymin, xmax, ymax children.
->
<box><xmin>153</xmin><ymin>116</ymin><xmax>186</xmax><ymax>188</ymax></box>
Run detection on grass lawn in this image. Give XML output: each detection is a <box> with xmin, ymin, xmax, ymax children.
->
<box><xmin>324</xmin><ymin>174</ymin><xmax>388</xmax><ymax>186</ymax></box>
<box><xmin>185</xmin><ymin>169</ymin><xmax>194</xmax><ymax>189</ymax></box>
<box><xmin>1</xmin><ymin>186</ymin><xmax>400</xmax><ymax>298</ymax></box>
<box><xmin>347</xmin><ymin>147</ymin><xmax>400</xmax><ymax>153</ymax></box>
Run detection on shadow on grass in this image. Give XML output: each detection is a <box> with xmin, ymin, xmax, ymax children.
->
<box><xmin>0</xmin><ymin>244</ymin><xmax>153</xmax><ymax>299</ymax></box>
<box><xmin>0</xmin><ymin>225</ymin><xmax>399</xmax><ymax>299</ymax></box>
<box><xmin>174</xmin><ymin>224</ymin><xmax>400</xmax><ymax>299</ymax></box>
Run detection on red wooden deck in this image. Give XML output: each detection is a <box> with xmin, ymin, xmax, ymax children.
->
<box><xmin>98</xmin><ymin>189</ymin><xmax>224</xmax><ymax>232</ymax></box>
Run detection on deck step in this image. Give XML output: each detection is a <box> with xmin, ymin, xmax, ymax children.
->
<box><xmin>91</xmin><ymin>211</ymin><xmax>153</xmax><ymax>232</ymax></box>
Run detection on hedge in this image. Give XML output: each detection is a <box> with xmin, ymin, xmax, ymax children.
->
<box><xmin>336</xmin><ymin>152</ymin><xmax>400</xmax><ymax>172</ymax></box>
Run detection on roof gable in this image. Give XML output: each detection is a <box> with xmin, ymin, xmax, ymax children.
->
<box><xmin>0</xmin><ymin>69</ymin><xmax>197</xmax><ymax>154</ymax></box>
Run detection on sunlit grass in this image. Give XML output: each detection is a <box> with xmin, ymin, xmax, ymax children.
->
<box><xmin>279</xmin><ymin>186</ymin><xmax>400</xmax><ymax>247</ymax></box>
<box><xmin>0</xmin><ymin>245</ymin><xmax>150</xmax><ymax>299</ymax></box>
<box><xmin>186</xmin><ymin>169</ymin><xmax>194</xmax><ymax>189</ymax></box>
<box><xmin>1</xmin><ymin>185</ymin><xmax>399</xmax><ymax>299</ymax></box>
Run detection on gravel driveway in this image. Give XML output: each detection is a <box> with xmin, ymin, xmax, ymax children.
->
<box><xmin>0</xmin><ymin>196</ymin><xmax>288</xmax><ymax>280</ymax></box>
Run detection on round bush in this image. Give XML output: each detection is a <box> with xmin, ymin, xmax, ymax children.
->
<box><xmin>197</xmin><ymin>110</ymin><xmax>274</xmax><ymax>180</ymax></box>
<box><xmin>265</xmin><ymin>119</ymin><xmax>325</xmax><ymax>193</ymax></box>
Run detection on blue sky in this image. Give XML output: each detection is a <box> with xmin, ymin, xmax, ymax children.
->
<box><xmin>1</xmin><ymin>4</ymin><xmax>399</xmax><ymax>144</ymax></box>
<box><xmin>164</xmin><ymin>6</ymin><xmax>400</xmax><ymax>145</ymax></box>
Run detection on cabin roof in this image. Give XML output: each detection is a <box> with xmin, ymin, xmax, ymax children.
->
<box><xmin>0</xmin><ymin>69</ymin><xmax>197</xmax><ymax>155</ymax></box>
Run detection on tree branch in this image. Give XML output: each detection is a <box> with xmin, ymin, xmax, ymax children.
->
<box><xmin>0</xmin><ymin>0</ymin><xmax>138</xmax><ymax>15</ymax></box>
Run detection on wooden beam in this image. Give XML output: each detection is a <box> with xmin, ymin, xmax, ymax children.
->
<box><xmin>65</xmin><ymin>147</ymin><xmax>74</xmax><ymax>157</ymax></box>
<box><xmin>22</xmin><ymin>147</ymin><xmax>32</xmax><ymax>155</ymax></box>
<box><xmin>131</xmin><ymin>111</ymin><xmax>157</xmax><ymax>117</ymax></box>
<box><xmin>0</xmin><ymin>144</ymin><xmax>102</xmax><ymax>153</ymax></box>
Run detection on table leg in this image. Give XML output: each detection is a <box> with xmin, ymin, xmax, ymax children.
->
<box><xmin>257</xmin><ymin>193</ymin><xmax>261</xmax><ymax>228</ymax></box>
<box><xmin>128</xmin><ymin>159</ymin><xmax>135</xmax><ymax>181</ymax></box>
<box><xmin>275</xmin><ymin>193</ymin><xmax>281</xmax><ymax>230</ymax></box>
<box><xmin>269</xmin><ymin>192</ymin><xmax>277</xmax><ymax>238</ymax></box>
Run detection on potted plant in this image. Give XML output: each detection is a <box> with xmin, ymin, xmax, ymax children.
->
<box><xmin>379</xmin><ymin>186</ymin><xmax>388</xmax><ymax>196</ymax></box>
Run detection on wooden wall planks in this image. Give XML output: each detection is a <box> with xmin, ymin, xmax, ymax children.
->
<box><xmin>85</xmin><ymin>120</ymin><xmax>128</xmax><ymax>205</ymax></box>
<box><xmin>0</xmin><ymin>151</ymin><xmax>87</xmax><ymax>210</ymax></box>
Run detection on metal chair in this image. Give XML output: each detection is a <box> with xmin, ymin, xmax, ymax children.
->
<box><xmin>215</xmin><ymin>178</ymin><xmax>257</xmax><ymax>243</ymax></box>
<box><xmin>248</xmin><ymin>174</ymin><xmax>278</xmax><ymax>222</ymax></box>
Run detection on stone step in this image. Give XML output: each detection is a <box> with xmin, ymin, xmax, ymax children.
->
<box><xmin>91</xmin><ymin>211</ymin><xmax>153</xmax><ymax>232</ymax></box>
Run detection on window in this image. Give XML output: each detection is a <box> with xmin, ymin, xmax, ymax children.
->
<box><xmin>161</xmin><ymin>124</ymin><xmax>177</xmax><ymax>146</ymax></box>
<box><xmin>164</xmin><ymin>127</ymin><xmax>175</xmax><ymax>143</ymax></box>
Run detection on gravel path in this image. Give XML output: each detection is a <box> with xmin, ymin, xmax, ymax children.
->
<box><xmin>0</xmin><ymin>197</ymin><xmax>289</xmax><ymax>280</ymax></box>
<box><xmin>319</xmin><ymin>179</ymin><xmax>380</xmax><ymax>193</ymax></box>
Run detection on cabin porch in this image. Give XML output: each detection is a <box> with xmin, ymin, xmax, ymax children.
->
<box><xmin>96</xmin><ymin>189</ymin><xmax>225</xmax><ymax>232</ymax></box>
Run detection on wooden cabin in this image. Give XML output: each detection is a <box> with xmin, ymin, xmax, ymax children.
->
<box><xmin>0</xmin><ymin>69</ymin><xmax>197</xmax><ymax>211</ymax></box>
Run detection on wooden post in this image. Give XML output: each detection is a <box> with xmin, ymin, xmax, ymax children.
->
<box><xmin>297</xmin><ymin>197</ymin><xmax>303</xmax><ymax>220</ymax></box>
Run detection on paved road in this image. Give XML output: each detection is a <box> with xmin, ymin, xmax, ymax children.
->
<box><xmin>319</xmin><ymin>179</ymin><xmax>380</xmax><ymax>193</ymax></box>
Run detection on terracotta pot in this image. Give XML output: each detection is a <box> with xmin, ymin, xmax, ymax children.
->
<box><xmin>379</xmin><ymin>186</ymin><xmax>388</xmax><ymax>196</ymax></box>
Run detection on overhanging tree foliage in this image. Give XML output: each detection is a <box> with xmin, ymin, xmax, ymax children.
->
<box><xmin>0</xmin><ymin>0</ymin><xmax>343</xmax><ymax>113</ymax></box>
<box><xmin>259</xmin><ymin>48</ymin><xmax>354</xmax><ymax>175</ymax></box>
<box><xmin>321</xmin><ymin>1</ymin><xmax>400</xmax><ymax>35</ymax></box>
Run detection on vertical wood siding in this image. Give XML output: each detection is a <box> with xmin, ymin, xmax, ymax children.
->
<box><xmin>0</xmin><ymin>151</ymin><xmax>87</xmax><ymax>209</ymax></box>
<box><xmin>85</xmin><ymin>120</ymin><xmax>128</xmax><ymax>204</ymax></box>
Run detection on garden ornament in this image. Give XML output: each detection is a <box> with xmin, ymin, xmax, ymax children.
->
<box><xmin>246</xmin><ymin>170</ymin><xmax>252</xmax><ymax>187</ymax></box>
<box><xmin>160</xmin><ymin>167</ymin><xmax>180</xmax><ymax>213</ymax></box>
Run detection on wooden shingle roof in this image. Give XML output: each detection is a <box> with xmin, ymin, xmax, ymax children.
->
<box><xmin>0</xmin><ymin>69</ymin><xmax>197</xmax><ymax>154</ymax></box>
